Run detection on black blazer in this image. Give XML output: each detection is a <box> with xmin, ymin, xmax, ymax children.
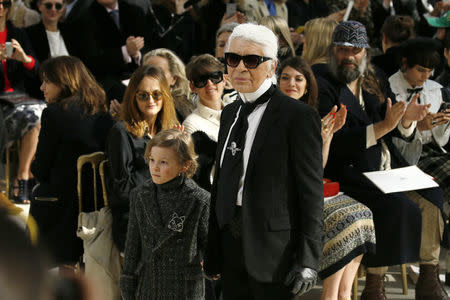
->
<box><xmin>205</xmin><ymin>86</ymin><xmax>324</xmax><ymax>283</ymax></box>
<box><xmin>69</xmin><ymin>0</ymin><xmax>149</xmax><ymax>81</ymax></box>
<box><xmin>25</xmin><ymin>21</ymin><xmax>78</xmax><ymax>63</ymax></box>
<box><xmin>30</xmin><ymin>100</ymin><xmax>113</xmax><ymax>264</ymax></box>
<box><xmin>63</xmin><ymin>0</ymin><xmax>93</xmax><ymax>24</ymax></box>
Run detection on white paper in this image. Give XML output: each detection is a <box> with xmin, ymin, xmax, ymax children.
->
<box><xmin>363</xmin><ymin>165</ymin><xmax>438</xmax><ymax>194</ymax></box>
<box><xmin>343</xmin><ymin>0</ymin><xmax>354</xmax><ymax>22</ymax></box>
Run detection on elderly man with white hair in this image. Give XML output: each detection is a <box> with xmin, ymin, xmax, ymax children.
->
<box><xmin>204</xmin><ymin>23</ymin><xmax>324</xmax><ymax>299</ymax></box>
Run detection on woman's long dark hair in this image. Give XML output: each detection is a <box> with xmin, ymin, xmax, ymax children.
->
<box><xmin>278</xmin><ymin>56</ymin><xmax>318</xmax><ymax>109</ymax></box>
<box><xmin>39</xmin><ymin>56</ymin><xmax>107</xmax><ymax>115</ymax></box>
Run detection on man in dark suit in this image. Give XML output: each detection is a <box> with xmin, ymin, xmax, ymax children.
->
<box><xmin>68</xmin><ymin>0</ymin><xmax>148</xmax><ymax>100</ymax></box>
<box><xmin>204</xmin><ymin>23</ymin><xmax>324</xmax><ymax>299</ymax></box>
<box><xmin>314</xmin><ymin>21</ymin><xmax>448</xmax><ymax>300</ymax></box>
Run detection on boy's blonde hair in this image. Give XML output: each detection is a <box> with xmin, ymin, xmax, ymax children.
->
<box><xmin>145</xmin><ymin>129</ymin><xmax>198</xmax><ymax>178</ymax></box>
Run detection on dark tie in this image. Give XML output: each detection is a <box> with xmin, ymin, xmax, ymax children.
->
<box><xmin>109</xmin><ymin>9</ymin><xmax>120</xmax><ymax>29</ymax></box>
<box><xmin>406</xmin><ymin>87</ymin><xmax>423</xmax><ymax>103</ymax></box>
<box><xmin>215</xmin><ymin>85</ymin><xmax>275</xmax><ymax>228</ymax></box>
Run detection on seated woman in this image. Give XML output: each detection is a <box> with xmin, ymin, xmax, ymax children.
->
<box><xmin>0</xmin><ymin>0</ymin><xmax>45</xmax><ymax>203</ymax></box>
<box><xmin>105</xmin><ymin>65</ymin><xmax>178</xmax><ymax>252</ymax></box>
<box><xmin>389</xmin><ymin>37</ymin><xmax>450</xmax><ymax>202</ymax></box>
<box><xmin>278</xmin><ymin>56</ymin><xmax>376</xmax><ymax>300</ymax></box>
<box><xmin>143</xmin><ymin>48</ymin><xmax>194</xmax><ymax>122</ymax></box>
<box><xmin>30</xmin><ymin>56</ymin><xmax>113</xmax><ymax>265</ymax></box>
<box><xmin>183</xmin><ymin>54</ymin><xmax>226</xmax><ymax>191</ymax></box>
<box><xmin>25</xmin><ymin>0</ymin><xmax>79</xmax><ymax>63</ymax></box>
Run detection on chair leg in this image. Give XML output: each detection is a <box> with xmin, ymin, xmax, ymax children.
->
<box><xmin>401</xmin><ymin>263</ymin><xmax>408</xmax><ymax>295</ymax></box>
<box><xmin>5</xmin><ymin>146</ymin><xmax>10</xmax><ymax>201</ymax></box>
<box><xmin>353</xmin><ymin>273</ymin><xmax>358</xmax><ymax>300</ymax></box>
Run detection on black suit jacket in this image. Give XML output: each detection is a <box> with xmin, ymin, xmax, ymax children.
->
<box><xmin>70</xmin><ymin>0</ymin><xmax>149</xmax><ymax>81</ymax></box>
<box><xmin>63</xmin><ymin>0</ymin><xmax>93</xmax><ymax>24</ymax></box>
<box><xmin>205</xmin><ymin>86</ymin><xmax>324</xmax><ymax>282</ymax></box>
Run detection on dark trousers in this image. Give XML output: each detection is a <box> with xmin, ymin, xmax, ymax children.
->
<box><xmin>220</xmin><ymin>225</ymin><xmax>294</xmax><ymax>300</ymax></box>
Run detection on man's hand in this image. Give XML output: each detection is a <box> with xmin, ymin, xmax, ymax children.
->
<box><xmin>284</xmin><ymin>265</ymin><xmax>317</xmax><ymax>296</ymax></box>
<box><xmin>383</xmin><ymin>98</ymin><xmax>406</xmax><ymax>131</ymax></box>
<box><xmin>401</xmin><ymin>93</ymin><xmax>430</xmax><ymax>128</ymax></box>
<box><xmin>126</xmin><ymin>36</ymin><xmax>144</xmax><ymax>59</ymax></box>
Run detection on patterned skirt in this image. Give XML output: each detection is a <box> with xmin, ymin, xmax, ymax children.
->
<box><xmin>418</xmin><ymin>144</ymin><xmax>450</xmax><ymax>203</ymax></box>
<box><xmin>319</xmin><ymin>194</ymin><xmax>376</xmax><ymax>279</ymax></box>
<box><xmin>2</xmin><ymin>102</ymin><xmax>46</xmax><ymax>147</ymax></box>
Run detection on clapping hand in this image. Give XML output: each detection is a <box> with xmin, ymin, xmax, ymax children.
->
<box><xmin>126</xmin><ymin>36</ymin><xmax>144</xmax><ymax>59</ymax></box>
<box><xmin>284</xmin><ymin>264</ymin><xmax>318</xmax><ymax>296</ymax></box>
<box><xmin>221</xmin><ymin>11</ymin><xmax>246</xmax><ymax>26</ymax></box>
<box><xmin>383</xmin><ymin>98</ymin><xmax>406</xmax><ymax>131</ymax></box>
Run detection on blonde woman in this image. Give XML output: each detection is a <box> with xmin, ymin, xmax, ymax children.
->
<box><xmin>143</xmin><ymin>48</ymin><xmax>194</xmax><ymax>122</ymax></box>
<box><xmin>302</xmin><ymin>17</ymin><xmax>338</xmax><ymax>66</ymax></box>
<box><xmin>259</xmin><ymin>16</ymin><xmax>295</xmax><ymax>62</ymax></box>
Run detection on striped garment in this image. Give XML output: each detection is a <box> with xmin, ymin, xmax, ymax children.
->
<box><xmin>319</xmin><ymin>194</ymin><xmax>376</xmax><ymax>279</ymax></box>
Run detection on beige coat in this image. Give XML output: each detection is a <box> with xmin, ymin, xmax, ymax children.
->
<box><xmin>238</xmin><ymin>0</ymin><xmax>288</xmax><ymax>23</ymax></box>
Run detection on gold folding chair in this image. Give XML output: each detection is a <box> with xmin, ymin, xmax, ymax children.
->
<box><xmin>77</xmin><ymin>151</ymin><xmax>105</xmax><ymax>214</ymax></box>
<box><xmin>99</xmin><ymin>159</ymin><xmax>109</xmax><ymax>207</ymax></box>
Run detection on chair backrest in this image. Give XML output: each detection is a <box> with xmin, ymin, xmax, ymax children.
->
<box><xmin>77</xmin><ymin>152</ymin><xmax>105</xmax><ymax>214</ymax></box>
<box><xmin>99</xmin><ymin>160</ymin><xmax>109</xmax><ymax>207</ymax></box>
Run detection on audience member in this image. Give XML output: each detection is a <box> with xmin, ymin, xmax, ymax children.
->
<box><xmin>259</xmin><ymin>16</ymin><xmax>295</xmax><ymax>62</ymax></box>
<box><xmin>121</xmin><ymin>129</ymin><xmax>209</xmax><ymax>300</ymax></box>
<box><xmin>68</xmin><ymin>0</ymin><xmax>148</xmax><ymax>101</ymax></box>
<box><xmin>204</xmin><ymin>23</ymin><xmax>323</xmax><ymax>300</ymax></box>
<box><xmin>436</xmin><ymin>29</ymin><xmax>450</xmax><ymax>89</ymax></box>
<box><xmin>372</xmin><ymin>15</ymin><xmax>415</xmax><ymax>78</ymax></box>
<box><xmin>0</xmin><ymin>0</ymin><xmax>45</xmax><ymax>203</ymax></box>
<box><xmin>278</xmin><ymin>56</ymin><xmax>376</xmax><ymax>300</ymax></box>
<box><xmin>183</xmin><ymin>54</ymin><xmax>226</xmax><ymax>191</ymax></box>
<box><xmin>389</xmin><ymin>37</ymin><xmax>450</xmax><ymax>201</ymax></box>
<box><xmin>105</xmin><ymin>65</ymin><xmax>178</xmax><ymax>252</ymax></box>
<box><xmin>237</xmin><ymin>0</ymin><xmax>287</xmax><ymax>23</ymax></box>
<box><xmin>302</xmin><ymin>17</ymin><xmax>337</xmax><ymax>68</ymax></box>
<box><xmin>285</xmin><ymin>0</ymin><xmax>330</xmax><ymax>29</ymax></box>
<box><xmin>143</xmin><ymin>48</ymin><xmax>195</xmax><ymax>122</ymax></box>
<box><xmin>62</xmin><ymin>0</ymin><xmax>92</xmax><ymax>24</ymax></box>
<box><xmin>215</xmin><ymin>22</ymin><xmax>238</xmax><ymax>61</ymax></box>
<box><xmin>30</xmin><ymin>56</ymin><xmax>113</xmax><ymax>265</ymax></box>
<box><xmin>315</xmin><ymin>21</ymin><xmax>448</xmax><ymax>300</ymax></box>
<box><xmin>9</xmin><ymin>0</ymin><xmax>40</xmax><ymax>28</ymax></box>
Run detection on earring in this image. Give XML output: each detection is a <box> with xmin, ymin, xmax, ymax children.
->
<box><xmin>304</xmin><ymin>88</ymin><xmax>308</xmax><ymax>95</ymax></box>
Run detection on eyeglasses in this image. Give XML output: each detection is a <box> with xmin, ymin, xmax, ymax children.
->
<box><xmin>224</xmin><ymin>53</ymin><xmax>272</xmax><ymax>69</ymax></box>
<box><xmin>192</xmin><ymin>71</ymin><xmax>223</xmax><ymax>88</ymax></box>
<box><xmin>43</xmin><ymin>2</ymin><xmax>64</xmax><ymax>10</ymax></box>
<box><xmin>0</xmin><ymin>1</ymin><xmax>12</xmax><ymax>8</ymax></box>
<box><xmin>136</xmin><ymin>90</ymin><xmax>163</xmax><ymax>102</ymax></box>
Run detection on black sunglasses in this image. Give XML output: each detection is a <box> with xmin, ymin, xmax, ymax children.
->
<box><xmin>224</xmin><ymin>53</ymin><xmax>272</xmax><ymax>69</ymax></box>
<box><xmin>193</xmin><ymin>71</ymin><xmax>223</xmax><ymax>88</ymax></box>
<box><xmin>0</xmin><ymin>0</ymin><xmax>12</xmax><ymax>8</ymax></box>
<box><xmin>136</xmin><ymin>90</ymin><xmax>163</xmax><ymax>102</ymax></box>
<box><xmin>44</xmin><ymin>2</ymin><xmax>64</xmax><ymax>10</ymax></box>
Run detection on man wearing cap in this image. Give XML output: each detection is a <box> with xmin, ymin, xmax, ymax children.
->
<box><xmin>315</xmin><ymin>20</ymin><xmax>449</xmax><ymax>300</ymax></box>
<box><xmin>204</xmin><ymin>23</ymin><xmax>324</xmax><ymax>299</ymax></box>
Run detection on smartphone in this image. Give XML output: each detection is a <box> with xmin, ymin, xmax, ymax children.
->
<box><xmin>226</xmin><ymin>3</ymin><xmax>237</xmax><ymax>18</ymax></box>
<box><xmin>4</xmin><ymin>42</ymin><xmax>13</xmax><ymax>58</ymax></box>
<box><xmin>438</xmin><ymin>102</ymin><xmax>450</xmax><ymax>113</ymax></box>
<box><xmin>343</xmin><ymin>0</ymin><xmax>354</xmax><ymax>22</ymax></box>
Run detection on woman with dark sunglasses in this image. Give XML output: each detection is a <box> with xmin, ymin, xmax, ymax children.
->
<box><xmin>183</xmin><ymin>54</ymin><xmax>229</xmax><ymax>191</ymax></box>
<box><xmin>0</xmin><ymin>0</ymin><xmax>46</xmax><ymax>203</ymax></box>
<box><xmin>105</xmin><ymin>65</ymin><xmax>178</xmax><ymax>253</ymax></box>
<box><xmin>25</xmin><ymin>0</ymin><xmax>79</xmax><ymax>64</ymax></box>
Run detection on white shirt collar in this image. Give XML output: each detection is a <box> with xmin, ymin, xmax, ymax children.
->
<box><xmin>238</xmin><ymin>78</ymin><xmax>272</xmax><ymax>103</ymax></box>
<box><xmin>196</xmin><ymin>101</ymin><xmax>221</xmax><ymax>123</ymax></box>
<box><xmin>105</xmin><ymin>1</ymin><xmax>119</xmax><ymax>13</ymax></box>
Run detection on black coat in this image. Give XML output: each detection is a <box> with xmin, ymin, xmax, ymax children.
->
<box><xmin>204</xmin><ymin>86</ymin><xmax>324</xmax><ymax>282</ymax></box>
<box><xmin>315</xmin><ymin>65</ymin><xmax>446</xmax><ymax>266</ymax></box>
<box><xmin>63</xmin><ymin>0</ymin><xmax>93</xmax><ymax>24</ymax></box>
<box><xmin>371</xmin><ymin>45</ymin><xmax>403</xmax><ymax>79</ymax></box>
<box><xmin>30</xmin><ymin>100</ymin><xmax>113</xmax><ymax>264</ymax></box>
<box><xmin>105</xmin><ymin>121</ymin><xmax>151</xmax><ymax>252</ymax></box>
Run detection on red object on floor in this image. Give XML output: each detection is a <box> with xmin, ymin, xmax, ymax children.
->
<box><xmin>323</xmin><ymin>178</ymin><xmax>339</xmax><ymax>197</ymax></box>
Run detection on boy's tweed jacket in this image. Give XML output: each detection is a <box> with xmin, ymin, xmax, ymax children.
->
<box><xmin>120</xmin><ymin>175</ymin><xmax>210</xmax><ymax>300</ymax></box>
